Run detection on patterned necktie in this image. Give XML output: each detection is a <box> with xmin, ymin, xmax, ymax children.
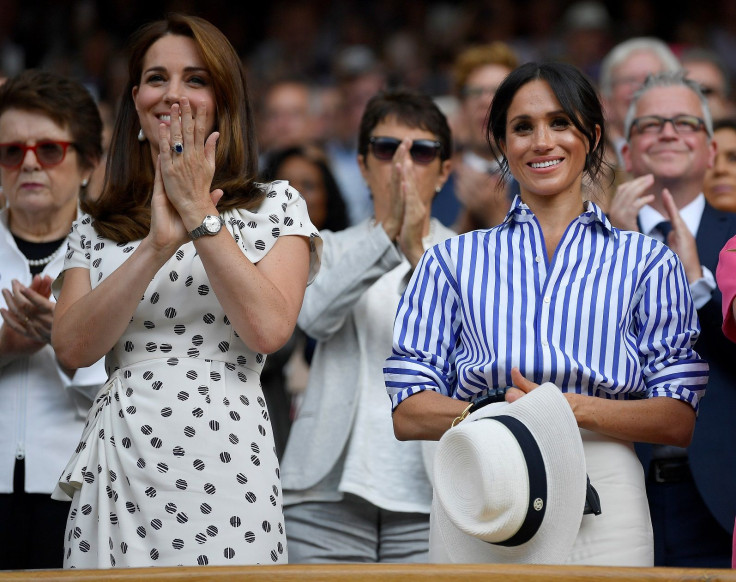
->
<box><xmin>654</xmin><ymin>220</ymin><xmax>672</xmax><ymax>245</ymax></box>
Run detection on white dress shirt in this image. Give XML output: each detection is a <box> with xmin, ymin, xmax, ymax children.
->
<box><xmin>639</xmin><ymin>193</ymin><xmax>717</xmax><ymax>309</ymax></box>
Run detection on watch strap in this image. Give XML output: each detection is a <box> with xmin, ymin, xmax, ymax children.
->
<box><xmin>188</xmin><ymin>215</ymin><xmax>225</xmax><ymax>240</ymax></box>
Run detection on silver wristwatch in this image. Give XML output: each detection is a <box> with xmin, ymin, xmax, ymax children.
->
<box><xmin>188</xmin><ymin>214</ymin><xmax>225</xmax><ymax>240</ymax></box>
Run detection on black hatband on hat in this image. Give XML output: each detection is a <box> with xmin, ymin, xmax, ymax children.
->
<box><xmin>482</xmin><ymin>415</ymin><xmax>547</xmax><ymax>547</ymax></box>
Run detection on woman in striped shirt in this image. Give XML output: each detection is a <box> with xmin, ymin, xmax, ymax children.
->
<box><xmin>384</xmin><ymin>62</ymin><xmax>708</xmax><ymax>566</ymax></box>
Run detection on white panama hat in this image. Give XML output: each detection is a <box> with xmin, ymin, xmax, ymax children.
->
<box><xmin>430</xmin><ymin>383</ymin><xmax>587</xmax><ymax>564</ymax></box>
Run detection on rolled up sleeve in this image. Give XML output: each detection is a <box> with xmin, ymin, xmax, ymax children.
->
<box><xmin>384</xmin><ymin>247</ymin><xmax>461</xmax><ymax>410</ymax></box>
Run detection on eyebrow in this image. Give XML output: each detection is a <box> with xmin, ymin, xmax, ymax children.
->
<box><xmin>508</xmin><ymin>109</ymin><xmax>568</xmax><ymax>123</ymax></box>
<box><xmin>142</xmin><ymin>66</ymin><xmax>210</xmax><ymax>75</ymax></box>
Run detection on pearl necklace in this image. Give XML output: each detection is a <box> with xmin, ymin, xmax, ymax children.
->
<box><xmin>26</xmin><ymin>244</ymin><xmax>63</xmax><ymax>267</ymax></box>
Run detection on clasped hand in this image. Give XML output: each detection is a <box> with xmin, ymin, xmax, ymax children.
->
<box><xmin>505</xmin><ymin>367</ymin><xmax>582</xmax><ymax>422</ymax></box>
<box><xmin>0</xmin><ymin>275</ymin><xmax>55</xmax><ymax>354</ymax></box>
<box><xmin>149</xmin><ymin>97</ymin><xmax>223</xmax><ymax>254</ymax></box>
<box><xmin>382</xmin><ymin>138</ymin><xmax>430</xmax><ymax>268</ymax></box>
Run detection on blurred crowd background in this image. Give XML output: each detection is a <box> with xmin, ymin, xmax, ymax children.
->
<box><xmin>3</xmin><ymin>0</ymin><xmax>736</xmax><ymax>227</ymax></box>
<box><xmin>3</xmin><ymin>0</ymin><xmax>735</xmax><ymax>121</ymax></box>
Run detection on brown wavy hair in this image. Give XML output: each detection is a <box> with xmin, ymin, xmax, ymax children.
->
<box><xmin>85</xmin><ymin>14</ymin><xmax>263</xmax><ymax>242</ymax></box>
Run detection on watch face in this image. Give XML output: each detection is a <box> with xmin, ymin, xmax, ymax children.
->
<box><xmin>202</xmin><ymin>215</ymin><xmax>222</xmax><ymax>235</ymax></box>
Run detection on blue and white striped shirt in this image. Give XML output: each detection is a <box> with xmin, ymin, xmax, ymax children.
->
<box><xmin>384</xmin><ymin>196</ymin><xmax>708</xmax><ymax>412</ymax></box>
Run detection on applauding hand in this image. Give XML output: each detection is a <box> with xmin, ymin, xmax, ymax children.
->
<box><xmin>608</xmin><ymin>174</ymin><xmax>656</xmax><ymax>231</ymax></box>
<box><xmin>661</xmin><ymin>188</ymin><xmax>703</xmax><ymax>283</ymax></box>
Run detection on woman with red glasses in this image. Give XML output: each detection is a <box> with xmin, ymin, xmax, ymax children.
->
<box><xmin>0</xmin><ymin>69</ymin><xmax>107</xmax><ymax>569</ymax></box>
<box><xmin>280</xmin><ymin>89</ymin><xmax>454</xmax><ymax>563</ymax></box>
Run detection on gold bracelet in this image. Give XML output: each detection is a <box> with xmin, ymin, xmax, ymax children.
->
<box><xmin>451</xmin><ymin>402</ymin><xmax>474</xmax><ymax>428</ymax></box>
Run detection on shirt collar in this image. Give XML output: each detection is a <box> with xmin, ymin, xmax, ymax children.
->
<box><xmin>639</xmin><ymin>193</ymin><xmax>705</xmax><ymax>239</ymax></box>
<box><xmin>502</xmin><ymin>194</ymin><xmax>613</xmax><ymax>232</ymax></box>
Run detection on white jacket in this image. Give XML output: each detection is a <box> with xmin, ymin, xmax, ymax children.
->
<box><xmin>0</xmin><ymin>209</ymin><xmax>107</xmax><ymax>494</ymax></box>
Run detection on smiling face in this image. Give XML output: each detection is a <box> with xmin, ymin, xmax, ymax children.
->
<box><xmin>499</xmin><ymin>80</ymin><xmax>597</xmax><ymax>204</ymax></box>
<box><xmin>0</xmin><ymin>108</ymin><xmax>88</xmax><ymax>221</ymax></box>
<box><xmin>132</xmin><ymin>34</ymin><xmax>216</xmax><ymax>161</ymax></box>
<box><xmin>704</xmin><ymin>126</ymin><xmax>736</xmax><ymax>212</ymax></box>
<box><xmin>622</xmin><ymin>85</ymin><xmax>715</xmax><ymax>195</ymax></box>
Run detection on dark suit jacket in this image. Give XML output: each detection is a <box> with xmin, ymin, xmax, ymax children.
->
<box><xmin>688</xmin><ymin>203</ymin><xmax>736</xmax><ymax>533</ymax></box>
<box><xmin>638</xmin><ymin>203</ymin><xmax>736</xmax><ymax>533</ymax></box>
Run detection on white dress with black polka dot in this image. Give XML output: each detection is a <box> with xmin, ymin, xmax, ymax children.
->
<box><xmin>52</xmin><ymin>182</ymin><xmax>321</xmax><ymax>569</ymax></box>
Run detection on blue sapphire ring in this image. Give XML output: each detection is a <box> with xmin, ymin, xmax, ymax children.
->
<box><xmin>172</xmin><ymin>142</ymin><xmax>184</xmax><ymax>154</ymax></box>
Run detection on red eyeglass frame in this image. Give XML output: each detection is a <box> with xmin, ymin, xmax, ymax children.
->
<box><xmin>0</xmin><ymin>140</ymin><xmax>76</xmax><ymax>169</ymax></box>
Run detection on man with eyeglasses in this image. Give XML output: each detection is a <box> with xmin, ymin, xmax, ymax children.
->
<box><xmin>609</xmin><ymin>70</ymin><xmax>736</xmax><ymax>568</ymax></box>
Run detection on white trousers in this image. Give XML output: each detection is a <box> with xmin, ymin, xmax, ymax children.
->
<box><xmin>565</xmin><ymin>429</ymin><xmax>653</xmax><ymax>566</ymax></box>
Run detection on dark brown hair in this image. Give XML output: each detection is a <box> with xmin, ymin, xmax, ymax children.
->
<box><xmin>489</xmin><ymin>62</ymin><xmax>607</xmax><ymax>186</ymax></box>
<box><xmin>86</xmin><ymin>14</ymin><xmax>263</xmax><ymax>242</ymax></box>
<box><xmin>357</xmin><ymin>89</ymin><xmax>452</xmax><ymax>162</ymax></box>
<box><xmin>0</xmin><ymin>69</ymin><xmax>102</xmax><ymax>172</ymax></box>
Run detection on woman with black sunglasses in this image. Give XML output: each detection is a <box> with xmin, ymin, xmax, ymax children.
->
<box><xmin>0</xmin><ymin>69</ymin><xmax>108</xmax><ymax>569</ymax></box>
<box><xmin>280</xmin><ymin>89</ymin><xmax>455</xmax><ymax>563</ymax></box>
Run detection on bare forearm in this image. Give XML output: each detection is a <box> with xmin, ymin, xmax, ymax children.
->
<box><xmin>392</xmin><ymin>390</ymin><xmax>469</xmax><ymax>441</ymax></box>
<box><xmin>52</xmin><ymin>239</ymin><xmax>172</xmax><ymax>368</ymax></box>
<box><xmin>568</xmin><ymin>393</ymin><xmax>695</xmax><ymax>447</ymax></box>
<box><xmin>193</xmin><ymin>234</ymin><xmax>309</xmax><ymax>354</ymax></box>
<box><xmin>393</xmin><ymin>387</ymin><xmax>696</xmax><ymax>447</ymax></box>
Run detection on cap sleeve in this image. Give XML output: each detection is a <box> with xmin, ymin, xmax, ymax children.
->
<box><xmin>225</xmin><ymin>180</ymin><xmax>322</xmax><ymax>283</ymax></box>
<box><xmin>51</xmin><ymin>213</ymin><xmax>96</xmax><ymax>300</ymax></box>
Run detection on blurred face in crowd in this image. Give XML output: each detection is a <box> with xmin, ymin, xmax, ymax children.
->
<box><xmin>276</xmin><ymin>154</ymin><xmax>328</xmax><ymax>229</ymax></box>
<box><xmin>359</xmin><ymin>115</ymin><xmax>450</xmax><ymax>222</ymax></box>
<box><xmin>461</xmin><ymin>64</ymin><xmax>511</xmax><ymax>152</ymax></box>
<box><xmin>500</xmin><ymin>80</ymin><xmax>597</xmax><ymax>203</ymax></box>
<box><xmin>337</xmin><ymin>72</ymin><xmax>385</xmax><ymax>144</ymax></box>
<box><xmin>132</xmin><ymin>34</ymin><xmax>216</xmax><ymax>161</ymax></box>
<box><xmin>0</xmin><ymin>109</ymin><xmax>88</xmax><ymax>221</ymax></box>
<box><xmin>606</xmin><ymin>50</ymin><xmax>668</xmax><ymax>135</ymax></box>
<box><xmin>704</xmin><ymin>126</ymin><xmax>736</xmax><ymax>212</ymax></box>
<box><xmin>259</xmin><ymin>82</ymin><xmax>314</xmax><ymax>152</ymax></box>
<box><xmin>684</xmin><ymin>60</ymin><xmax>732</xmax><ymax>121</ymax></box>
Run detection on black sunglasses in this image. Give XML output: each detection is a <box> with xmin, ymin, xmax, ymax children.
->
<box><xmin>368</xmin><ymin>136</ymin><xmax>442</xmax><ymax>165</ymax></box>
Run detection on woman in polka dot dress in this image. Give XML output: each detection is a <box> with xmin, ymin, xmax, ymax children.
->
<box><xmin>49</xmin><ymin>15</ymin><xmax>321</xmax><ymax>568</ymax></box>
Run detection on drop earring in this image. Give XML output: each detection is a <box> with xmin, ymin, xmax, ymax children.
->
<box><xmin>138</xmin><ymin>128</ymin><xmax>146</xmax><ymax>142</ymax></box>
<box><xmin>81</xmin><ymin>178</ymin><xmax>89</xmax><ymax>188</ymax></box>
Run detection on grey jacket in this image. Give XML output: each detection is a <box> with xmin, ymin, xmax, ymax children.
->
<box><xmin>281</xmin><ymin>219</ymin><xmax>454</xmax><ymax>496</ymax></box>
